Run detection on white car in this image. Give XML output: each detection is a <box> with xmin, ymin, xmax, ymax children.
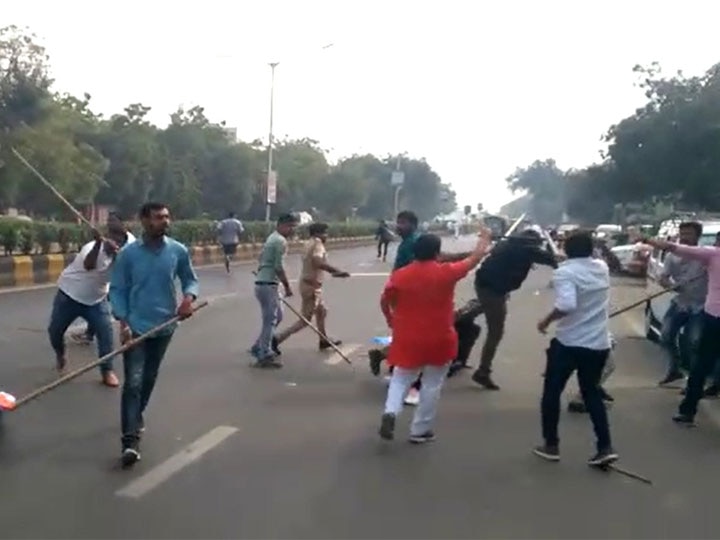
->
<box><xmin>644</xmin><ymin>222</ymin><xmax>720</xmax><ymax>347</ymax></box>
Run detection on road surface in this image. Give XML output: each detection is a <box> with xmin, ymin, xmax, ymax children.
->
<box><xmin>1</xmin><ymin>237</ymin><xmax>719</xmax><ymax>539</ymax></box>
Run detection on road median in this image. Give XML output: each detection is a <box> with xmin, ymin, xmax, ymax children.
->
<box><xmin>0</xmin><ymin>236</ymin><xmax>378</xmax><ymax>290</ymax></box>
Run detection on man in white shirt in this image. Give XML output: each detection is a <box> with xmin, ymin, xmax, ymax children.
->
<box><xmin>534</xmin><ymin>230</ymin><xmax>618</xmax><ymax>468</ymax></box>
<box><xmin>48</xmin><ymin>217</ymin><xmax>133</xmax><ymax>387</ymax></box>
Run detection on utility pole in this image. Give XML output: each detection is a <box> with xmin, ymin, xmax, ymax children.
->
<box><xmin>265</xmin><ymin>62</ymin><xmax>279</xmax><ymax>223</ymax></box>
<box><xmin>392</xmin><ymin>154</ymin><xmax>404</xmax><ymax>215</ymax></box>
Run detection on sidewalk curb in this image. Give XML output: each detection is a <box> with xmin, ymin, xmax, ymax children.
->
<box><xmin>0</xmin><ymin>237</ymin><xmax>378</xmax><ymax>295</ymax></box>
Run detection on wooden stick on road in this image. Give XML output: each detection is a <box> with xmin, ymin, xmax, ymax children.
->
<box><xmin>1</xmin><ymin>302</ymin><xmax>208</xmax><ymax>411</ymax></box>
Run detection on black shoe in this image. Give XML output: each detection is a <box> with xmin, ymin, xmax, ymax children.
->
<box><xmin>471</xmin><ymin>371</ymin><xmax>500</xmax><ymax>390</ymax></box>
<box><xmin>659</xmin><ymin>372</ymin><xmax>684</xmax><ymax>386</ymax></box>
<box><xmin>587</xmin><ymin>448</ymin><xmax>619</xmax><ymax>467</ymax></box>
<box><xmin>704</xmin><ymin>385</ymin><xmax>720</xmax><ymax>398</ymax></box>
<box><xmin>368</xmin><ymin>349</ymin><xmax>384</xmax><ymax>376</ymax></box>
<box><xmin>408</xmin><ymin>431</ymin><xmax>436</xmax><ymax>444</ymax></box>
<box><xmin>599</xmin><ymin>387</ymin><xmax>614</xmax><ymax>402</ymax></box>
<box><xmin>533</xmin><ymin>444</ymin><xmax>560</xmax><ymax>462</ymax></box>
<box><xmin>271</xmin><ymin>336</ymin><xmax>282</xmax><ymax>356</ymax></box>
<box><xmin>121</xmin><ymin>447</ymin><xmax>141</xmax><ymax>468</ymax></box>
<box><xmin>319</xmin><ymin>339</ymin><xmax>342</xmax><ymax>351</ymax></box>
<box><xmin>251</xmin><ymin>357</ymin><xmax>283</xmax><ymax>369</ymax></box>
<box><xmin>447</xmin><ymin>361</ymin><xmax>465</xmax><ymax>378</ymax></box>
<box><xmin>672</xmin><ymin>413</ymin><xmax>696</xmax><ymax>427</ymax></box>
<box><xmin>379</xmin><ymin>413</ymin><xmax>396</xmax><ymax>440</ymax></box>
<box><xmin>568</xmin><ymin>401</ymin><xmax>586</xmax><ymax>413</ymax></box>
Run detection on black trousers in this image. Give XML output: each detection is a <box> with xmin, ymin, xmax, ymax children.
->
<box><xmin>679</xmin><ymin>311</ymin><xmax>720</xmax><ymax>418</ymax></box>
<box><xmin>541</xmin><ymin>338</ymin><xmax>612</xmax><ymax>451</ymax></box>
<box><xmin>377</xmin><ymin>240</ymin><xmax>389</xmax><ymax>259</ymax></box>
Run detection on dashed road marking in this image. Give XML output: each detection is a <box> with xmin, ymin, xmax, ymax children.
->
<box><xmin>115</xmin><ymin>425</ymin><xmax>239</xmax><ymax>499</ymax></box>
<box><xmin>325</xmin><ymin>344</ymin><xmax>361</xmax><ymax>365</ymax></box>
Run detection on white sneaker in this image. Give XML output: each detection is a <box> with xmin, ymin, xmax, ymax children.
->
<box><xmin>404</xmin><ymin>388</ymin><xmax>420</xmax><ymax>406</ymax></box>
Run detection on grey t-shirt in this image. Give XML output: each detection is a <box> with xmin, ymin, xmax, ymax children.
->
<box><xmin>661</xmin><ymin>252</ymin><xmax>708</xmax><ymax>310</ymax></box>
<box><xmin>217</xmin><ymin>218</ymin><xmax>244</xmax><ymax>245</ymax></box>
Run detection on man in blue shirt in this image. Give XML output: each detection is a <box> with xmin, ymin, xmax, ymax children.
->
<box><xmin>109</xmin><ymin>202</ymin><xmax>199</xmax><ymax>468</ymax></box>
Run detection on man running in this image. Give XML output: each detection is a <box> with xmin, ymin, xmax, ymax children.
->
<box><xmin>369</xmin><ymin>210</ymin><xmax>470</xmax><ymax>405</ymax></box>
<box><xmin>109</xmin><ymin>202</ymin><xmax>199</xmax><ymax>467</ymax></box>
<box><xmin>217</xmin><ymin>211</ymin><xmax>245</xmax><ymax>273</ymax></box>
<box><xmin>375</xmin><ymin>220</ymin><xmax>393</xmax><ymax>262</ymax></box>
<box><xmin>378</xmin><ymin>230</ymin><xmax>491</xmax><ymax>443</ymax></box>
<box><xmin>272</xmin><ymin>222</ymin><xmax>349</xmax><ymax>352</ymax></box>
<box><xmin>251</xmin><ymin>213</ymin><xmax>298</xmax><ymax>368</ymax></box>
<box><xmin>48</xmin><ymin>219</ymin><xmax>133</xmax><ymax>387</ymax></box>
<box><xmin>471</xmin><ymin>229</ymin><xmax>559</xmax><ymax>390</ymax></box>
<box><xmin>534</xmin><ymin>230</ymin><xmax>618</xmax><ymax>467</ymax></box>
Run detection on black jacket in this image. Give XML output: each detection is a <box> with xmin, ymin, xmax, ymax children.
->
<box><xmin>474</xmin><ymin>237</ymin><xmax>557</xmax><ymax>295</ymax></box>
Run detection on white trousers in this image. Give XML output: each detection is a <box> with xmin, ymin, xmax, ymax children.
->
<box><xmin>384</xmin><ymin>363</ymin><xmax>450</xmax><ymax>436</ymax></box>
<box><xmin>570</xmin><ymin>350</ymin><xmax>616</xmax><ymax>402</ymax></box>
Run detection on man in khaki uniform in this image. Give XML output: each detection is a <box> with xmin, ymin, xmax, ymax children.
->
<box><xmin>273</xmin><ymin>222</ymin><xmax>350</xmax><ymax>351</ymax></box>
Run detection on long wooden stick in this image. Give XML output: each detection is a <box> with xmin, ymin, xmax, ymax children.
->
<box><xmin>278</xmin><ymin>295</ymin><xmax>352</xmax><ymax>365</ymax></box>
<box><xmin>11</xmin><ymin>147</ymin><xmax>94</xmax><ymax>228</ymax></box>
<box><xmin>6</xmin><ymin>301</ymin><xmax>208</xmax><ymax>410</ymax></box>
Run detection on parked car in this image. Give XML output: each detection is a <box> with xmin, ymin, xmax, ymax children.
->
<box><xmin>644</xmin><ymin>221</ymin><xmax>720</xmax><ymax>366</ymax></box>
<box><xmin>609</xmin><ymin>243</ymin><xmax>651</xmax><ymax>277</ymax></box>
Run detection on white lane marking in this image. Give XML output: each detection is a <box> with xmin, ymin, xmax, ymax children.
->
<box><xmin>325</xmin><ymin>344</ymin><xmax>361</xmax><ymax>365</ymax></box>
<box><xmin>115</xmin><ymin>425</ymin><xmax>239</xmax><ymax>499</ymax></box>
<box><xmin>348</xmin><ymin>272</ymin><xmax>390</xmax><ymax>277</ymax></box>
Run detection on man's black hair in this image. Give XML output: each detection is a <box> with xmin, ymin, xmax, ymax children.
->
<box><xmin>139</xmin><ymin>202</ymin><xmax>168</xmax><ymax>218</ymax></box>
<box><xmin>228</xmin><ymin>211</ymin><xmax>236</xmax><ymax>218</ymax></box>
<box><xmin>308</xmin><ymin>222</ymin><xmax>329</xmax><ymax>236</ymax></box>
<box><xmin>396</xmin><ymin>210</ymin><xmax>418</xmax><ymax>228</ymax></box>
<box><xmin>413</xmin><ymin>233</ymin><xmax>442</xmax><ymax>261</ymax></box>
<box><xmin>564</xmin><ymin>230</ymin><xmax>594</xmax><ymax>258</ymax></box>
<box><xmin>277</xmin><ymin>213</ymin><xmax>299</xmax><ymax>225</ymax></box>
<box><xmin>679</xmin><ymin>221</ymin><xmax>703</xmax><ymax>238</ymax></box>
<box><xmin>108</xmin><ymin>211</ymin><xmax>123</xmax><ymax>221</ymax></box>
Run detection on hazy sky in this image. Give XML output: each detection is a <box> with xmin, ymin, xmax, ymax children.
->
<box><xmin>5</xmin><ymin>0</ymin><xmax>720</xmax><ymax>212</ymax></box>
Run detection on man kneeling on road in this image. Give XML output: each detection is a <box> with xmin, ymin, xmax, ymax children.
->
<box><xmin>272</xmin><ymin>222</ymin><xmax>350</xmax><ymax>353</ymax></box>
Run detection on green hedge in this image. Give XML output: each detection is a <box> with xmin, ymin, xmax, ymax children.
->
<box><xmin>0</xmin><ymin>218</ymin><xmax>450</xmax><ymax>256</ymax></box>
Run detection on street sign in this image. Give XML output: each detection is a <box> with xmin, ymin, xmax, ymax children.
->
<box><xmin>266</xmin><ymin>171</ymin><xmax>277</xmax><ymax>204</ymax></box>
<box><xmin>391</xmin><ymin>171</ymin><xmax>404</xmax><ymax>186</ymax></box>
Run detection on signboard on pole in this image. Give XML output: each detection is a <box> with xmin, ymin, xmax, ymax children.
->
<box><xmin>391</xmin><ymin>171</ymin><xmax>404</xmax><ymax>186</ymax></box>
<box><xmin>266</xmin><ymin>171</ymin><xmax>278</xmax><ymax>204</ymax></box>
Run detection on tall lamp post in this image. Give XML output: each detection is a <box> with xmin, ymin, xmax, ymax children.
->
<box><xmin>264</xmin><ymin>43</ymin><xmax>335</xmax><ymax>223</ymax></box>
<box><xmin>265</xmin><ymin>62</ymin><xmax>279</xmax><ymax>223</ymax></box>
<box><xmin>392</xmin><ymin>154</ymin><xmax>405</xmax><ymax>215</ymax></box>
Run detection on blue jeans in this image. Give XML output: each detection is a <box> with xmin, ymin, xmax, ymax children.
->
<box><xmin>48</xmin><ymin>290</ymin><xmax>115</xmax><ymax>373</ymax></box>
<box><xmin>660</xmin><ymin>300</ymin><xmax>703</xmax><ymax>374</ymax></box>
<box><xmin>120</xmin><ymin>334</ymin><xmax>173</xmax><ymax>448</ymax></box>
<box><xmin>679</xmin><ymin>312</ymin><xmax>720</xmax><ymax>418</ymax></box>
<box><xmin>253</xmin><ymin>283</ymin><xmax>283</xmax><ymax>359</ymax></box>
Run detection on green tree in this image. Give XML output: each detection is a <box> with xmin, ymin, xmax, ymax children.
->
<box><xmin>505</xmin><ymin>159</ymin><xmax>566</xmax><ymax>225</ymax></box>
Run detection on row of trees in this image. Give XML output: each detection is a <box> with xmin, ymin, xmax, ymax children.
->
<box><xmin>506</xmin><ymin>62</ymin><xmax>720</xmax><ymax>225</ymax></box>
<box><xmin>0</xmin><ymin>26</ymin><xmax>457</xmax><ymax>222</ymax></box>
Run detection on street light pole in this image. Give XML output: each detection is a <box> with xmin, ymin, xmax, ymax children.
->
<box><xmin>265</xmin><ymin>62</ymin><xmax>279</xmax><ymax>223</ymax></box>
<box><xmin>393</xmin><ymin>154</ymin><xmax>402</xmax><ymax>215</ymax></box>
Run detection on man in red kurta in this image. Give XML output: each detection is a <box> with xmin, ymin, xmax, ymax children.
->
<box><xmin>378</xmin><ymin>231</ymin><xmax>491</xmax><ymax>443</ymax></box>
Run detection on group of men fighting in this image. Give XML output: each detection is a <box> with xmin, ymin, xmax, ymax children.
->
<box><xmin>32</xmin><ymin>201</ymin><xmax>720</xmax><ymax>471</ymax></box>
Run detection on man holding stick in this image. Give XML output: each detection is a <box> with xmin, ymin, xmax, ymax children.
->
<box><xmin>534</xmin><ymin>230</ymin><xmax>618</xmax><ymax>466</ymax></box>
<box><xmin>272</xmin><ymin>222</ymin><xmax>349</xmax><ymax>353</ymax></box>
<box><xmin>48</xmin><ymin>214</ymin><xmax>134</xmax><ymax>387</ymax></box>
<box><xmin>109</xmin><ymin>202</ymin><xmax>199</xmax><ymax>468</ymax></box>
<box><xmin>644</xmin><ymin>233</ymin><xmax>720</xmax><ymax>427</ymax></box>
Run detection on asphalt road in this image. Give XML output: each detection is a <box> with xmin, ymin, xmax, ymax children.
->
<box><xmin>1</xmin><ymin>237</ymin><xmax>720</xmax><ymax>539</ymax></box>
